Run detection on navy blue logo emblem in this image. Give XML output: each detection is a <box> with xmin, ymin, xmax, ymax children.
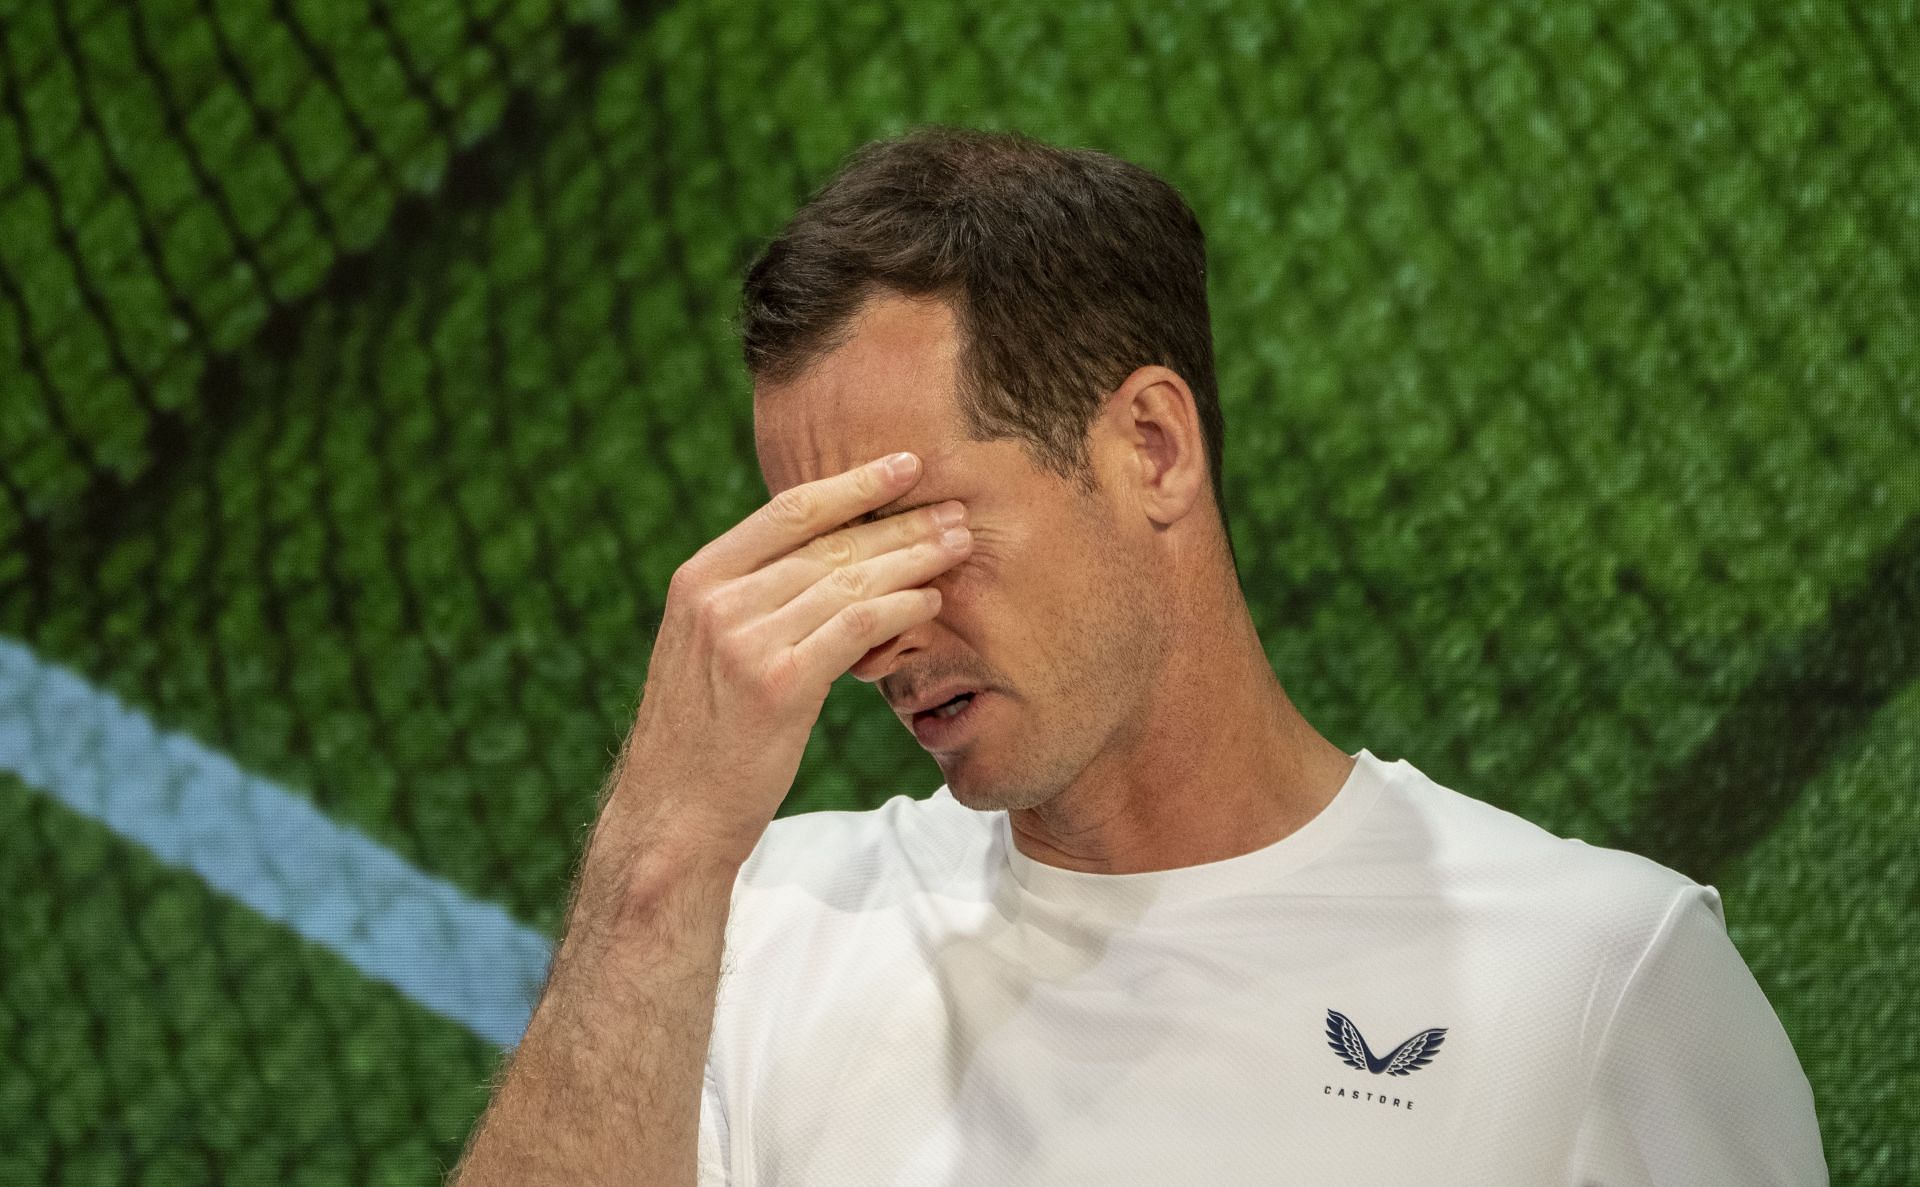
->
<box><xmin>1325</xmin><ymin>1009</ymin><xmax>1448</xmax><ymax>1076</ymax></box>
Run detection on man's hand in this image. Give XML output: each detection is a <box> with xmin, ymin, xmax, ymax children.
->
<box><xmin>448</xmin><ymin>450</ymin><xmax>969</xmax><ymax>1186</ymax></box>
<box><xmin>585</xmin><ymin>448</ymin><xmax>971</xmax><ymax>888</ymax></box>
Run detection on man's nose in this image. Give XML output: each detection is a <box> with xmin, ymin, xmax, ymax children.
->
<box><xmin>851</xmin><ymin>615</ymin><xmax>943</xmax><ymax>690</ymax></box>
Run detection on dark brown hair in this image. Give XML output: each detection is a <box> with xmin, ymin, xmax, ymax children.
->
<box><xmin>738</xmin><ymin>125</ymin><xmax>1236</xmax><ymax>576</ymax></box>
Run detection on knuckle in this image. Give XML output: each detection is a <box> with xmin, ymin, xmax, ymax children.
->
<box><xmin>668</xmin><ymin>557</ymin><xmax>706</xmax><ymax>599</ymax></box>
<box><xmin>690</xmin><ymin>586</ymin><xmax>733</xmax><ymax>634</ymax></box>
<box><xmin>840</xmin><ymin>601</ymin><xmax>875</xmax><ymax>638</ymax></box>
<box><xmin>759</xmin><ymin>652</ymin><xmax>803</xmax><ymax>706</ymax></box>
<box><xmin>768</xmin><ymin>487</ymin><xmax>817</xmax><ymax>527</ymax></box>
<box><xmin>829</xmin><ymin>564</ymin><xmax>870</xmax><ymax>598</ymax></box>
<box><xmin>812</xmin><ymin>531</ymin><xmax>857</xmax><ymax>569</ymax></box>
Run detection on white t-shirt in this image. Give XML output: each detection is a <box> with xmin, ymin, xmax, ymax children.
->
<box><xmin>696</xmin><ymin>748</ymin><xmax>1826</xmax><ymax>1185</ymax></box>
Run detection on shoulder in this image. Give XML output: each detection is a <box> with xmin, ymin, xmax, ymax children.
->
<box><xmin>714</xmin><ymin>786</ymin><xmax>991</xmax><ymax>995</ymax></box>
<box><xmin>1371</xmin><ymin>753</ymin><xmax>1714</xmax><ymax>961</ymax></box>
<box><xmin>731</xmin><ymin>784</ymin><xmax>990</xmax><ymax>912</ymax></box>
<box><xmin>1368</xmin><ymin>755</ymin><xmax>1736</xmax><ymax>1062</ymax></box>
<box><xmin>1387</xmin><ymin>753</ymin><xmax>1701</xmax><ymax>890</ymax></box>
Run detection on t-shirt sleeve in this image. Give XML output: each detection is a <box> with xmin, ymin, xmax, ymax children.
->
<box><xmin>1566</xmin><ymin>883</ymin><xmax>1827</xmax><ymax>1186</ymax></box>
<box><xmin>697</xmin><ymin>1059</ymin><xmax>731</xmax><ymax>1187</ymax></box>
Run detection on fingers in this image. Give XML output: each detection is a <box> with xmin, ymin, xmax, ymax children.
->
<box><xmin>737</xmin><ymin>497</ymin><xmax>967</xmax><ymax>612</ymax></box>
<box><xmin>693</xmin><ymin>452</ymin><xmax>921</xmax><ymax>582</ymax></box>
<box><xmin>789</xmin><ymin>586</ymin><xmax>946</xmax><ymax>695</ymax></box>
<box><xmin>760</xmin><ymin>514</ymin><xmax>971</xmax><ymax>657</ymax></box>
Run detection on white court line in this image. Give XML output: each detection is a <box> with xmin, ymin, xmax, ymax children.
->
<box><xmin>0</xmin><ymin>637</ymin><xmax>554</xmax><ymax>1048</ymax></box>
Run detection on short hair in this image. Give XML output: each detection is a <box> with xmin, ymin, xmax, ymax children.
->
<box><xmin>738</xmin><ymin>125</ymin><xmax>1236</xmax><ymax>576</ymax></box>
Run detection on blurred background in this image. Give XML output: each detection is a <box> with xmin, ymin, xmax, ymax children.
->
<box><xmin>1</xmin><ymin>0</ymin><xmax>1914</xmax><ymax>1181</ymax></box>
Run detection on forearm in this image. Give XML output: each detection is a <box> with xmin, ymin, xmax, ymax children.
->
<box><xmin>448</xmin><ymin>829</ymin><xmax>739</xmax><ymax>1187</ymax></box>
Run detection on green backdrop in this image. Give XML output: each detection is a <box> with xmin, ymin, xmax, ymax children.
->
<box><xmin>2</xmin><ymin>0</ymin><xmax>1913</xmax><ymax>1181</ymax></box>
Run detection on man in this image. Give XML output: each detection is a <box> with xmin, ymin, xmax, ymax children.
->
<box><xmin>451</xmin><ymin>127</ymin><xmax>1826</xmax><ymax>1185</ymax></box>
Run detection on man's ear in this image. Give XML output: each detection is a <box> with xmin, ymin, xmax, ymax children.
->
<box><xmin>1104</xmin><ymin>365</ymin><xmax>1207</xmax><ymax>528</ymax></box>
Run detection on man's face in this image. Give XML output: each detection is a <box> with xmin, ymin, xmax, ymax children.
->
<box><xmin>753</xmin><ymin>291</ymin><xmax>1168</xmax><ymax>810</ymax></box>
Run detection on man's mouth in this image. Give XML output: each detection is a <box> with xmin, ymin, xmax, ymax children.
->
<box><xmin>915</xmin><ymin>692</ymin><xmax>976</xmax><ymax>723</ymax></box>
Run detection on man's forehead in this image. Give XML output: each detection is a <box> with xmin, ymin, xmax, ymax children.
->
<box><xmin>754</xmin><ymin>392</ymin><xmax>958</xmax><ymax>502</ymax></box>
<box><xmin>756</xmin><ymin>404</ymin><xmax>953</xmax><ymax>488</ymax></box>
<box><xmin>753</xmin><ymin>293</ymin><xmax>960</xmax><ymax>485</ymax></box>
<box><xmin>762</xmin><ymin>436</ymin><xmax>959</xmax><ymax>529</ymax></box>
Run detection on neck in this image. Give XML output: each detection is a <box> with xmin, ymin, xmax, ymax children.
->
<box><xmin>1007</xmin><ymin>578</ymin><xmax>1356</xmax><ymax>875</ymax></box>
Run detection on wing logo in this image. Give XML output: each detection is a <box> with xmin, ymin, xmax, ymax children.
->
<box><xmin>1324</xmin><ymin>1008</ymin><xmax>1448</xmax><ymax>1076</ymax></box>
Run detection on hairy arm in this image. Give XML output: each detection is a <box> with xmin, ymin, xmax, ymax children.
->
<box><xmin>446</xmin><ymin>451</ymin><xmax>960</xmax><ymax>1184</ymax></box>
<box><xmin>447</xmin><ymin>767</ymin><xmax>739</xmax><ymax>1187</ymax></box>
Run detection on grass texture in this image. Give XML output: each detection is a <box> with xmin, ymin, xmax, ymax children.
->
<box><xmin>1</xmin><ymin>0</ymin><xmax>1914</xmax><ymax>1180</ymax></box>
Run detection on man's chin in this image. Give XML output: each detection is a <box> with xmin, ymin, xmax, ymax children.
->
<box><xmin>943</xmin><ymin>768</ymin><xmax>995</xmax><ymax>811</ymax></box>
<box><xmin>946</xmin><ymin>770</ymin><xmax>1052</xmax><ymax>816</ymax></box>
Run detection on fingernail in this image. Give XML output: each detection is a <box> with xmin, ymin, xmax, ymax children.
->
<box><xmin>885</xmin><ymin>452</ymin><xmax>918</xmax><ymax>480</ymax></box>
